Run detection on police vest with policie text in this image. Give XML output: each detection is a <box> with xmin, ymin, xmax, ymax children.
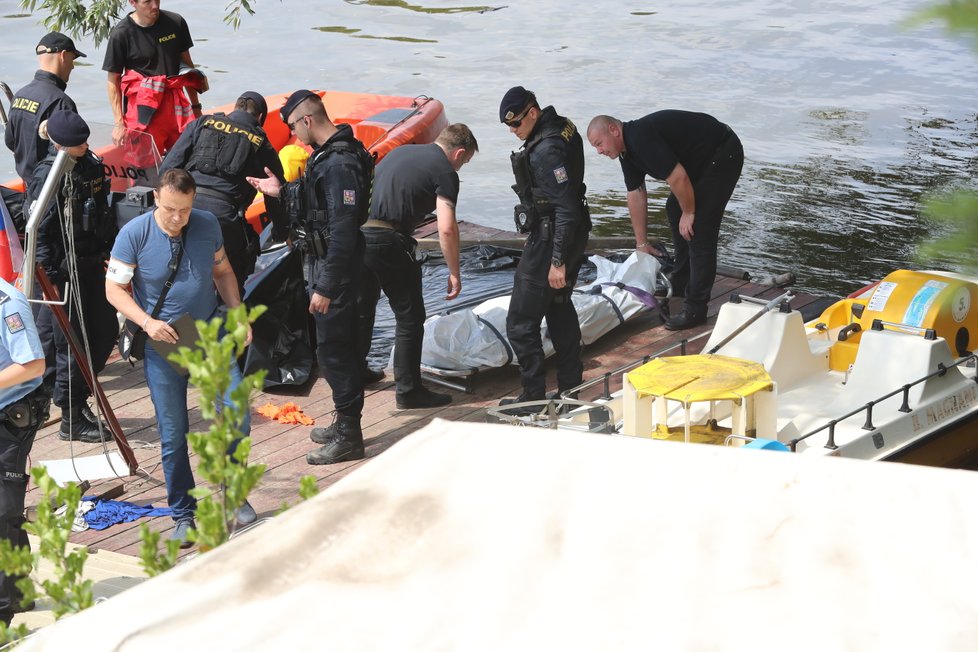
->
<box><xmin>188</xmin><ymin>113</ymin><xmax>265</xmax><ymax>178</ymax></box>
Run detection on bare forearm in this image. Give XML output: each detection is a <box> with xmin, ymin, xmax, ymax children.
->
<box><xmin>666</xmin><ymin>164</ymin><xmax>696</xmax><ymax>215</ymax></box>
<box><xmin>627</xmin><ymin>187</ymin><xmax>649</xmax><ymax>244</ymax></box>
<box><xmin>0</xmin><ymin>359</ymin><xmax>44</xmax><ymax>389</ymax></box>
<box><xmin>214</xmin><ymin>268</ymin><xmax>241</xmax><ymax>308</ymax></box>
<box><xmin>105</xmin><ymin>281</ymin><xmax>151</xmax><ymax>325</ymax></box>
<box><xmin>106</xmin><ymin>76</ymin><xmax>123</xmax><ymax>124</ymax></box>
<box><xmin>437</xmin><ymin>208</ymin><xmax>460</xmax><ymax>280</ymax></box>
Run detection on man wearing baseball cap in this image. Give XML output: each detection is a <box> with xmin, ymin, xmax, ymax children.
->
<box><xmin>497</xmin><ymin>86</ymin><xmax>591</xmax><ymax>410</ymax></box>
<box><xmin>4</xmin><ymin>32</ymin><xmax>84</xmax><ymax>183</ymax></box>
<box><xmin>247</xmin><ymin>90</ymin><xmax>373</xmax><ymax>466</ymax></box>
<box><xmin>27</xmin><ymin>111</ymin><xmax>118</xmax><ymax>444</ymax></box>
<box><xmin>160</xmin><ymin>91</ymin><xmax>287</xmax><ymax>293</ymax></box>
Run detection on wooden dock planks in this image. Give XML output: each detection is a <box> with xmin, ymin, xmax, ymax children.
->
<box><xmin>24</xmin><ymin>222</ymin><xmax>807</xmax><ymax>557</ymax></box>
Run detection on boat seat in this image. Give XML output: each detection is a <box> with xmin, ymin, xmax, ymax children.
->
<box><xmin>703</xmin><ymin>303</ymin><xmax>828</xmax><ymax>391</ymax></box>
<box><xmin>840</xmin><ymin>328</ymin><xmax>959</xmax><ymax>409</ymax></box>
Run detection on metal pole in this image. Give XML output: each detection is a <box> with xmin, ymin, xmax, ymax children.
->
<box><xmin>0</xmin><ymin>81</ymin><xmax>12</xmax><ymax>128</ymax></box>
<box><xmin>23</xmin><ymin>149</ymin><xmax>75</xmax><ymax>298</ymax></box>
<box><xmin>707</xmin><ymin>290</ymin><xmax>795</xmax><ymax>355</ymax></box>
<box><xmin>35</xmin><ymin>267</ymin><xmax>139</xmax><ymax>475</ymax></box>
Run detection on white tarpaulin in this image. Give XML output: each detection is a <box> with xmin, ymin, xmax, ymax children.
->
<box><xmin>421</xmin><ymin>251</ymin><xmax>662</xmax><ymax>371</ymax></box>
<box><xmin>21</xmin><ymin>420</ymin><xmax>978</xmax><ymax>651</ymax></box>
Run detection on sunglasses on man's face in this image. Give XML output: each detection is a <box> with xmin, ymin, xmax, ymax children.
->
<box><xmin>288</xmin><ymin>114</ymin><xmax>310</xmax><ymax>133</ymax></box>
<box><xmin>505</xmin><ymin>106</ymin><xmax>532</xmax><ymax>129</ymax></box>
<box><xmin>168</xmin><ymin>239</ymin><xmax>183</xmax><ymax>272</ymax></box>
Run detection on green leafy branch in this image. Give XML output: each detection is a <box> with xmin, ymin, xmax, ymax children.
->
<box><xmin>17</xmin><ymin>0</ymin><xmax>273</xmax><ymax>47</ymax></box>
<box><xmin>0</xmin><ymin>467</ymin><xmax>94</xmax><ymax>644</ymax></box>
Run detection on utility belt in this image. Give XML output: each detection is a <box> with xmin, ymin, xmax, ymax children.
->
<box><xmin>197</xmin><ymin>186</ymin><xmax>246</xmax><ymax>220</ymax></box>
<box><xmin>513</xmin><ymin>195</ymin><xmax>589</xmax><ymax>236</ymax></box>
<box><xmin>513</xmin><ymin>201</ymin><xmax>553</xmax><ymax>236</ymax></box>
<box><xmin>0</xmin><ymin>387</ymin><xmax>50</xmax><ymax>435</ymax></box>
<box><xmin>301</xmin><ymin>226</ymin><xmax>331</xmax><ymax>257</ymax></box>
<box><xmin>78</xmin><ymin>198</ymin><xmax>109</xmax><ymax>233</ymax></box>
<box><xmin>362</xmin><ymin>218</ymin><xmax>394</xmax><ymax>231</ymax></box>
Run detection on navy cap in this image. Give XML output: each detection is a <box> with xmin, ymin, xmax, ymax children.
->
<box><xmin>238</xmin><ymin>91</ymin><xmax>268</xmax><ymax>124</ymax></box>
<box><xmin>36</xmin><ymin>31</ymin><xmax>86</xmax><ymax>58</ymax></box>
<box><xmin>47</xmin><ymin>110</ymin><xmax>90</xmax><ymax>147</ymax></box>
<box><xmin>499</xmin><ymin>86</ymin><xmax>534</xmax><ymax>123</ymax></box>
<box><xmin>280</xmin><ymin>89</ymin><xmax>319</xmax><ymax>124</ymax></box>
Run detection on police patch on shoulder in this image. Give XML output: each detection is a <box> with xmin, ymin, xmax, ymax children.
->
<box><xmin>5</xmin><ymin>313</ymin><xmax>25</xmax><ymax>334</ymax></box>
<box><xmin>343</xmin><ymin>190</ymin><xmax>356</xmax><ymax>206</ymax></box>
<box><xmin>553</xmin><ymin>166</ymin><xmax>569</xmax><ymax>184</ymax></box>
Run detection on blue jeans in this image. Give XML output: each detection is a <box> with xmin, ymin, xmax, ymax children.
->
<box><xmin>143</xmin><ymin>344</ymin><xmax>250</xmax><ymax>522</ymax></box>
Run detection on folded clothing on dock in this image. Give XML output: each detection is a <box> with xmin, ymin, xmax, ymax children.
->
<box><xmin>82</xmin><ymin>497</ymin><xmax>172</xmax><ymax>531</ymax></box>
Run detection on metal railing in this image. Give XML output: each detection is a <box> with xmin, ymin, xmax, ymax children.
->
<box><xmin>560</xmin><ymin>330</ymin><xmax>713</xmax><ymax>400</ymax></box>
<box><xmin>788</xmin><ymin>352</ymin><xmax>977</xmax><ymax>452</ymax></box>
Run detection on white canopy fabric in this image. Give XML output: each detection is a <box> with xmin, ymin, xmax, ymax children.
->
<box><xmin>21</xmin><ymin>420</ymin><xmax>978</xmax><ymax>651</ymax></box>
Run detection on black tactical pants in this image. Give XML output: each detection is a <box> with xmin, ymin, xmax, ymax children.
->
<box><xmin>0</xmin><ymin>389</ymin><xmax>50</xmax><ymax>620</ymax></box>
<box><xmin>506</xmin><ymin>222</ymin><xmax>589</xmax><ymax>399</ymax></box>
<box><xmin>357</xmin><ymin>227</ymin><xmax>426</xmax><ymax>398</ymax></box>
<box><xmin>309</xmin><ymin>256</ymin><xmax>365</xmax><ymax>418</ymax></box>
<box><xmin>51</xmin><ymin>259</ymin><xmax>118</xmax><ymax>409</ymax></box>
<box><xmin>665</xmin><ymin>129</ymin><xmax>744</xmax><ymax>311</ymax></box>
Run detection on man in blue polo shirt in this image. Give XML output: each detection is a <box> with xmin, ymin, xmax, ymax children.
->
<box><xmin>0</xmin><ymin>277</ymin><xmax>48</xmax><ymax>625</ymax></box>
<box><xmin>104</xmin><ymin>168</ymin><xmax>256</xmax><ymax>548</ymax></box>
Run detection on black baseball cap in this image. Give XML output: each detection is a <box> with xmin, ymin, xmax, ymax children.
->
<box><xmin>280</xmin><ymin>89</ymin><xmax>320</xmax><ymax>124</ymax></box>
<box><xmin>239</xmin><ymin>91</ymin><xmax>268</xmax><ymax>124</ymax></box>
<box><xmin>499</xmin><ymin>86</ymin><xmax>535</xmax><ymax>123</ymax></box>
<box><xmin>36</xmin><ymin>32</ymin><xmax>86</xmax><ymax>58</ymax></box>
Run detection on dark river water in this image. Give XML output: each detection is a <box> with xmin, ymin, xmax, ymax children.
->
<box><xmin>2</xmin><ymin>0</ymin><xmax>977</xmax><ymax>297</ymax></box>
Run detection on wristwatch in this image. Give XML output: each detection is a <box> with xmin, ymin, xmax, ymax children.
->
<box><xmin>551</xmin><ymin>257</ymin><xmax>564</xmax><ymax>268</ymax></box>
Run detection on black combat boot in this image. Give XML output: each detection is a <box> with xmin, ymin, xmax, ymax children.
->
<box><xmin>363</xmin><ymin>367</ymin><xmax>386</xmax><ymax>385</ymax></box>
<box><xmin>396</xmin><ymin>385</ymin><xmax>452</xmax><ymax>410</ymax></box>
<box><xmin>664</xmin><ymin>304</ymin><xmax>707</xmax><ymax>331</ymax></box>
<box><xmin>59</xmin><ymin>404</ymin><xmax>109</xmax><ymax>443</ymax></box>
<box><xmin>82</xmin><ymin>402</ymin><xmax>111</xmax><ymax>433</ymax></box>
<box><xmin>309</xmin><ymin>416</ymin><xmax>339</xmax><ymax>445</ymax></box>
<box><xmin>306</xmin><ymin>415</ymin><xmax>365</xmax><ymax>465</ymax></box>
<box><xmin>498</xmin><ymin>392</ymin><xmax>546</xmax><ymax>417</ymax></box>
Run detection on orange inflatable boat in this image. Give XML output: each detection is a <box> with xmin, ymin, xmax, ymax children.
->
<box><xmin>240</xmin><ymin>90</ymin><xmax>448</xmax><ymax>232</ymax></box>
<box><xmin>2</xmin><ymin>89</ymin><xmax>448</xmax><ymax>235</ymax></box>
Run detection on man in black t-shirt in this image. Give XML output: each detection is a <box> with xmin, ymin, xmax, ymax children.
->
<box><xmin>356</xmin><ymin>124</ymin><xmax>478</xmax><ymax>410</ymax></box>
<box><xmin>587</xmin><ymin>111</ymin><xmax>743</xmax><ymax>330</ymax></box>
<box><xmin>102</xmin><ymin>0</ymin><xmax>202</xmax><ymax>155</ymax></box>
<box><xmin>4</xmin><ymin>32</ymin><xmax>83</xmax><ymax>185</ymax></box>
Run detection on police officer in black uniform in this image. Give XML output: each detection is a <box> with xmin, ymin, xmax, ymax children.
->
<box><xmin>27</xmin><ymin>111</ymin><xmax>117</xmax><ymax>443</ymax></box>
<box><xmin>498</xmin><ymin>87</ymin><xmax>591</xmax><ymax>406</ymax></box>
<box><xmin>0</xmin><ymin>275</ymin><xmax>49</xmax><ymax>625</ymax></box>
<box><xmin>247</xmin><ymin>90</ymin><xmax>372</xmax><ymax>466</ymax></box>
<box><xmin>4</xmin><ymin>32</ymin><xmax>84</xmax><ymax>189</ymax></box>
<box><xmin>160</xmin><ymin>91</ymin><xmax>287</xmax><ymax>294</ymax></box>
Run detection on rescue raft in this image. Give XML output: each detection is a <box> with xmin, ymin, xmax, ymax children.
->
<box><xmin>0</xmin><ymin>88</ymin><xmax>448</xmax><ymax>249</ymax></box>
<box><xmin>491</xmin><ymin>269</ymin><xmax>978</xmax><ymax>464</ymax></box>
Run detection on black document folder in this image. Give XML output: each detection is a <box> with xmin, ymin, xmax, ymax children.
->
<box><xmin>148</xmin><ymin>313</ymin><xmax>201</xmax><ymax>377</ymax></box>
